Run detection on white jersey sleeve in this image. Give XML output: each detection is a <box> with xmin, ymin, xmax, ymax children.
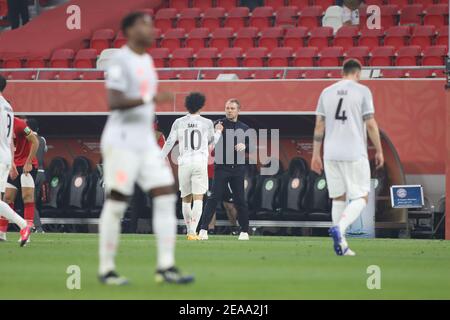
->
<box><xmin>0</xmin><ymin>97</ymin><xmax>13</xmax><ymax>165</ymax></box>
<box><xmin>361</xmin><ymin>86</ymin><xmax>375</xmax><ymax>116</ymax></box>
<box><xmin>105</xmin><ymin>53</ymin><xmax>130</xmax><ymax>93</ymax></box>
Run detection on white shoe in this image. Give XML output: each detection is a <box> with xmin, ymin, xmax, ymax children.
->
<box><xmin>0</xmin><ymin>232</ymin><xmax>6</xmax><ymax>242</ymax></box>
<box><xmin>238</xmin><ymin>232</ymin><xmax>249</xmax><ymax>240</ymax></box>
<box><xmin>343</xmin><ymin>247</ymin><xmax>356</xmax><ymax>256</ymax></box>
<box><xmin>198</xmin><ymin>229</ymin><xmax>208</xmax><ymax>240</ymax></box>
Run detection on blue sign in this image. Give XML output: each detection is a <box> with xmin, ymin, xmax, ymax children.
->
<box><xmin>390</xmin><ymin>185</ymin><xmax>424</xmax><ymax>209</ymax></box>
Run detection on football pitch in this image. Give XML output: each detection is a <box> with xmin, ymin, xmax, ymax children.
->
<box><xmin>1</xmin><ymin>233</ymin><xmax>450</xmax><ymax>300</ymax></box>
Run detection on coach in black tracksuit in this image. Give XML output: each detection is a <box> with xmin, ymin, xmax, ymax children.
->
<box><xmin>199</xmin><ymin>99</ymin><xmax>251</xmax><ymax>239</ymax></box>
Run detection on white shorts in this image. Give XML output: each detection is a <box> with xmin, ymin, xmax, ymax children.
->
<box><xmin>0</xmin><ymin>163</ymin><xmax>10</xmax><ymax>193</ymax></box>
<box><xmin>102</xmin><ymin>146</ymin><xmax>174</xmax><ymax>196</ymax></box>
<box><xmin>324</xmin><ymin>158</ymin><xmax>371</xmax><ymax>200</ymax></box>
<box><xmin>178</xmin><ymin>162</ymin><xmax>208</xmax><ymax>197</ymax></box>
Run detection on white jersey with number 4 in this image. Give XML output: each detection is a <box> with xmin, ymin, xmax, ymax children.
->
<box><xmin>0</xmin><ymin>96</ymin><xmax>13</xmax><ymax>165</ymax></box>
<box><xmin>316</xmin><ymin>79</ymin><xmax>375</xmax><ymax>161</ymax></box>
<box><xmin>101</xmin><ymin>45</ymin><xmax>158</xmax><ymax>152</ymax></box>
<box><xmin>162</xmin><ymin>114</ymin><xmax>215</xmax><ymax>166</ymax></box>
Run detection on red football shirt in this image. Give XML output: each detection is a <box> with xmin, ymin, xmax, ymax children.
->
<box><xmin>13</xmin><ymin>117</ymin><xmax>38</xmax><ymax>167</ymax></box>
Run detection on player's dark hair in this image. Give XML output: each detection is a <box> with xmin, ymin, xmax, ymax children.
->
<box><xmin>342</xmin><ymin>59</ymin><xmax>362</xmax><ymax>75</ymax></box>
<box><xmin>27</xmin><ymin>118</ymin><xmax>39</xmax><ymax>133</ymax></box>
<box><xmin>121</xmin><ymin>11</ymin><xmax>148</xmax><ymax>37</ymax></box>
<box><xmin>185</xmin><ymin>92</ymin><xmax>206</xmax><ymax>114</ymax></box>
<box><xmin>0</xmin><ymin>75</ymin><xmax>7</xmax><ymax>92</ymax></box>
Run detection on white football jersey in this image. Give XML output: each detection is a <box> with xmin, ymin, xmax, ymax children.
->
<box><xmin>162</xmin><ymin>114</ymin><xmax>216</xmax><ymax>165</ymax></box>
<box><xmin>101</xmin><ymin>46</ymin><xmax>159</xmax><ymax>151</ymax></box>
<box><xmin>316</xmin><ymin>79</ymin><xmax>375</xmax><ymax>161</ymax></box>
<box><xmin>0</xmin><ymin>96</ymin><xmax>13</xmax><ymax>165</ymax></box>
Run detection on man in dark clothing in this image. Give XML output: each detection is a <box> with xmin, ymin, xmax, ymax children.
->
<box><xmin>198</xmin><ymin>98</ymin><xmax>251</xmax><ymax>241</ymax></box>
<box><xmin>7</xmin><ymin>0</ymin><xmax>29</xmax><ymax>29</ymax></box>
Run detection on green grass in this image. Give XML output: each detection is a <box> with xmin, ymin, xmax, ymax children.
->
<box><xmin>1</xmin><ymin>232</ymin><xmax>450</xmax><ymax>299</ymax></box>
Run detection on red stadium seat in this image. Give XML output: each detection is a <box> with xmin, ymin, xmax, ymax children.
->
<box><xmin>365</xmin><ymin>0</ymin><xmax>384</xmax><ymax>6</ymax></box>
<box><xmin>436</xmin><ymin>26</ymin><xmax>448</xmax><ymax>47</ymax></box>
<box><xmin>249</xmin><ymin>6</ymin><xmax>274</xmax><ymax>29</ymax></box>
<box><xmin>218</xmin><ymin>47</ymin><xmax>242</xmax><ymax>67</ymax></box>
<box><xmin>2</xmin><ymin>58</ymin><xmax>22</xmax><ymax>69</ymax></box>
<box><xmin>80</xmin><ymin>71</ymin><xmax>105</xmax><ymax>80</ymax></box>
<box><xmin>380</xmin><ymin>69</ymin><xmax>406</xmax><ymax>78</ymax></box>
<box><xmin>283</xmin><ymin>26</ymin><xmax>308</xmax><ymax>49</ymax></box>
<box><xmin>381</xmin><ymin>5</ymin><xmax>399</xmax><ymax>28</ymax></box>
<box><xmin>177</xmin><ymin>8</ymin><xmax>202</xmax><ymax>32</ymax></box>
<box><xmin>410</xmin><ymin>25</ymin><xmax>435</xmax><ymax>48</ymax></box>
<box><xmin>50</xmin><ymin>49</ymin><xmax>75</xmax><ymax>68</ymax></box>
<box><xmin>369</xmin><ymin>46</ymin><xmax>395</xmax><ymax>66</ymax></box>
<box><xmin>85</xmin><ymin>59</ymin><xmax>108</xmax><ymax>83</ymax></box>
<box><xmin>298</xmin><ymin>6</ymin><xmax>323</xmax><ymax>29</ymax></box>
<box><xmin>333</xmin><ymin>26</ymin><xmax>358</xmax><ymax>51</ymax></box>
<box><xmin>233</xmin><ymin>27</ymin><xmax>259</xmax><ymax>50</ymax></box>
<box><xmin>201</xmin><ymin>69</ymin><xmax>249</xmax><ymax>79</ymax></box>
<box><xmin>345</xmin><ymin>46</ymin><xmax>370</xmax><ymax>66</ymax></box>
<box><xmin>160</xmin><ymin>28</ymin><xmax>186</xmax><ymax>51</ymax></box>
<box><xmin>155</xmin><ymin>8</ymin><xmax>177</xmax><ymax>32</ymax></box>
<box><xmin>169</xmin><ymin>0</ymin><xmax>189</xmax><ymax>10</ymax></box>
<box><xmin>252</xmin><ymin>69</ymin><xmax>283</xmax><ymax>79</ymax></box>
<box><xmin>285</xmin><ymin>69</ymin><xmax>302</xmax><ymax>79</ymax></box>
<box><xmin>275</xmin><ymin>6</ymin><xmax>299</xmax><ymax>27</ymax></box>
<box><xmin>268</xmin><ymin>47</ymin><xmax>294</xmax><ymax>66</ymax></box>
<box><xmin>201</xmin><ymin>7</ymin><xmax>226</xmax><ymax>31</ymax></box>
<box><xmin>395</xmin><ymin>45</ymin><xmax>422</xmax><ymax>66</ymax></box>
<box><xmin>405</xmin><ymin>69</ymin><xmax>435</xmax><ymax>78</ymax></box>
<box><xmin>259</xmin><ymin>27</ymin><xmax>284</xmax><ymax>51</ymax></box>
<box><xmin>243</xmin><ymin>47</ymin><xmax>268</xmax><ymax>67</ymax></box>
<box><xmin>399</xmin><ymin>4</ymin><xmax>424</xmax><ymax>25</ymax></box>
<box><xmin>192</xmin><ymin>0</ymin><xmax>214</xmax><ymax>11</ymax></box>
<box><xmin>158</xmin><ymin>70</ymin><xmax>178</xmax><ymax>80</ymax></box>
<box><xmin>308</xmin><ymin>26</ymin><xmax>333</xmax><ymax>50</ymax></box>
<box><xmin>302</xmin><ymin>69</ymin><xmax>329</xmax><ymax>79</ymax></box>
<box><xmin>293</xmin><ymin>47</ymin><xmax>318</xmax><ymax>66</ymax></box>
<box><xmin>177</xmin><ymin>70</ymin><xmax>200</xmax><ymax>80</ymax></box>
<box><xmin>288</xmin><ymin>0</ymin><xmax>309</xmax><ymax>10</ymax></box>
<box><xmin>58</xmin><ymin>71</ymin><xmax>81</xmax><ymax>80</ymax></box>
<box><xmin>422</xmin><ymin>45</ymin><xmax>447</xmax><ymax>66</ymax></box>
<box><xmin>313</xmin><ymin>0</ymin><xmax>334</xmax><ymax>9</ymax></box>
<box><xmin>266</xmin><ymin>0</ymin><xmax>288</xmax><ymax>10</ymax></box>
<box><xmin>359</xmin><ymin>28</ymin><xmax>384</xmax><ymax>49</ymax></box>
<box><xmin>170</xmin><ymin>48</ymin><xmax>194</xmax><ymax>67</ymax></box>
<box><xmin>424</xmin><ymin>4</ymin><xmax>448</xmax><ymax>28</ymax></box>
<box><xmin>4</xmin><ymin>71</ymin><xmax>37</xmax><ymax>80</ymax></box>
<box><xmin>148</xmin><ymin>48</ymin><xmax>170</xmax><ymax>67</ymax></box>
<box><xmin>37</xmin><ymin>71</ymin><xmax>59</xmax><ymax>80</ymax></box>
<box><xmin>384</xmin><ymin>26</ymin><xmax>410</xmax><ymax>48</ymax></box>
<box><xmin>210</xmin><ymin>27</ymin><xmax>234</xmax><ymax>51</ymax></box>
<box><xmin>25</xmin><ymin>58</ymin><xmax>46</xmax><ymax>68</ymax></box>
<box><xmin>113</xmin><ymin>31</ymin><xmax>127</xmax><ymax>48</ymax></box>
<box><xmin>388</xmin><ymin>0</ymin><xmax>409</xmax><ymax>9</ymax></box>
<box><xmin>327</xmin><ymin>69</ymin><xmax>342</xmax><ymax>78</ymax></box>
<box><xmin>216</xmin><ymin>0</ymin><xmax>238</xmax><ymax>11</ymax></box>
<box><xmin>91</xmin><ymin>29</ymin><xmax>115</xmax><ymax>55</ymax></box>
<box><xmin>224</xmin><ymin>7</ymin><xmax>250</xmax><ymax>31</ymax></box>
<box><xmin>318</xmin><ymin>46</ymin><xmax>343</xmax><ymax>66</ymax></box>
<box><xmin>186</xmin><ymin>28</ymin><xmax>210</xmax><ymax>52</ymax></box>
<box><xmin>194</xmin><ymin>47</ymin><xmax>218</xmax><ymax>67</ymax></box>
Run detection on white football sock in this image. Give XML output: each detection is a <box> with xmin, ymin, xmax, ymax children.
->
<box><xmin>0</xmin><ymin>201</ymin><xmax>26</xmax><ymax>229</ymax></box>
<box><xmin>153</xmin><ymin>194</ymin><xmax>177</xmax><ymax>270</ymax></box>
<box><xmin>339</xmin><ymin>198</ymin><xmax>367</xmax><ymax>235</ymax></box>
<box><xmin>98</xmin><ymin>199</ymin><xmax>127</xmax><ymax>275</ymax></box>
<box><xmin>191</xmin><ymin>200</ymin><xmax>203</xmax><ymax>235</ymax></box>
<box><xmin>182</xmin><ymin>202</ymin><xmax>193</xmax><ymax>234</ymax></box>
<box><xmin>331</xmin><ymin>200</ymin><xmax>346</xmax><ymax>226</ymax></box>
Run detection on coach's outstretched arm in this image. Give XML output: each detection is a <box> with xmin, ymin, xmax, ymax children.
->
<box><xmin>365</xmin><ymin>116</ymin><xmax>384</xmax><ymax>169</ymax></box>
<box><xmin>311</xmin><ymin>115</ymin><xmax>325</xmax><ymax>175</ymax></box>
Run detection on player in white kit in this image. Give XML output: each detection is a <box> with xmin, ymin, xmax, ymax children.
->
<box><xmin>98</xmin><ymin>12</ymin><xmax>193</xmax><ymax>285</ymax></box>
<box><xmin>162</xmin><ymin>92</ymin><xmax>222</xmax><ymax>240</ymax></box>
<box><xmin>311</xmin><ymin>59</ymin><xmax>384</xmax><ymax>256</ymax></box>
<box><xmin>0</xmin><ymin>76</ymin><xmax>32</xmax><ymax>246</ymax></box>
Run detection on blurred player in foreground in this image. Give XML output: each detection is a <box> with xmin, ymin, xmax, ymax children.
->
<box><xmin>311</xmin><ymin>59</ymin><xmax>384</xmax><ymax>256</ymax></box>
<box><xmin>0</xmin><ymin>76</ymin><xmax>32</xmax><ymax>246</ymax></box>
<box><xmin>162</xmin><ymin>92</ymin><xmax>222</xmax><ymax>240</ymax></box>
<box><xmin>99</xmin><ymin>12</ymin><xmax>193</xmax><ymax>285</ymax></box>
